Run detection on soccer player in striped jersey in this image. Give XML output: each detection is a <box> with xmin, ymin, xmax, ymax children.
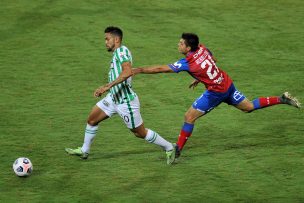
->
<box><xmin>65</xmin><ymin>26</ymin><xmax>176</xmax><ymax>165</ymax></box>
<box><xmin>133</xmin><ymin>33</ymin><xmax>301</xmax><ymax>160</ymax></box>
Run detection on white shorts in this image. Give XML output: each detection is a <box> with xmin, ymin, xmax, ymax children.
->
<box><xmin>96</xmin><ymin>93</ymin><xmax>143</xmax><ymax>129</ymax></box>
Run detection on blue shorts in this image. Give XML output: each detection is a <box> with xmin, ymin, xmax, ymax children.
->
<box><xmin>192</xmin><ymin>83</ymin><xmax>246</xmax><ymax>114</ymax></box>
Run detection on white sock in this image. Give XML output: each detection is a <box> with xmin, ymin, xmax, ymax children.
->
<box><xmin>144</xmin><ymin>129</ymin><xmax>173</xmax><ymax>151</ymax></box>
<box><xmin>81</xmin><ymin>124</ymin><xmax>98</xmax><ymax>153</ymax></box>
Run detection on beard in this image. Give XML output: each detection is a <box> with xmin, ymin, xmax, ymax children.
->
<box><xmin>106</xmin><ymin>44</ymin><xmax>115</xmax><ymax>52</ymax></box>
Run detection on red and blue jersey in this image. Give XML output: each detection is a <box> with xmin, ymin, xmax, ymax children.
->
<box><xmin>168</xmin><ymin>45</ymin><xmax>232</xmax><ymax>93</ymax></box>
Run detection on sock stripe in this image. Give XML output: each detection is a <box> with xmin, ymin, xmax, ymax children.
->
<box><xmin>146</xmin><ymin>135</ymin><xmax>154</xmax><ymax>142</ymax></box>
<box><xmin>182</xmin><ymin>122</ymin><xmax>194</xmax><ymax>132</ymax></box>
<box><xmin>85</xmin><ymin>132</ymin><xmax>97</xmax><ymax>135</ymax></box>
<box><xmin>85</xmin><ymin>130</ymin><xmax>98</xmax><ymax>134</ymax></box>
<box><xmin>252</xmin><ymin>99</ymin><xmax>261</xmax><ymax>109</ymax></box>
<box><xmin>85</xmin><ymin>129</ymin><xmax>97</xmax><ymax>132</ymax></box>
<box><xmin>151</xmin><ymin>133</ymin><xmax>157</xmax><ymax>143</ymax></box>
<box><xmin>147</xmin><ymin>132</ymin><xmax>157</xmax><ymax>143</ymax></box>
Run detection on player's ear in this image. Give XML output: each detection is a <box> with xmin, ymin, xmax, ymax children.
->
<box><xmin>115</xmin><ymin>36</ymin><xmax>121</xmax><ymax>44</ymax></box>
<box><xmin>186</xmin><ymin>46</ymin><xmax>192</xmax><ymax>52</ymax></box>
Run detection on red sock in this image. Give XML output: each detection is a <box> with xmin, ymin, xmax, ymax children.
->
<box><xmin>258</xmin><ymin>97</ymin><xmax>281</xmax><ymax>108</ymax></box>
<box><xmin>177</xmin><ymin>130</ymin><xmax>192</xmax><ymax>150</ymax></box>
<box><xmin>253</xmin><ymin>96</ymin><xmax>282</xmax><ymax>110</ymax></box>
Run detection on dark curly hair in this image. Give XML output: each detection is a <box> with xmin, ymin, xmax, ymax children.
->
<box><xmin>181</xmin><ymin>33</ymin><xmax>199</xmax><ymax>51</ymax></box>
<box><xmin>104</xmin><ymin>26</ymin><xmax>123</xmax><ymax>41</ymax></box>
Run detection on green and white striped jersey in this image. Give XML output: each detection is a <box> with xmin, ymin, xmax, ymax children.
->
<box><xmin>108</xmin><ymin>45</ymin><xmax>136</xmax><ymax>104</ymax></box>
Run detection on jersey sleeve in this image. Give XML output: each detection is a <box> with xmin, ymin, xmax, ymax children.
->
<box><xmin>168</xmin><ymin>58</ymin><xmax>189</xmax><ymax>73</ymax></box>
<box><xmin>115</xmin><ymin>47</ymin><xmax>132</xmax><ymax>64</ymax></box>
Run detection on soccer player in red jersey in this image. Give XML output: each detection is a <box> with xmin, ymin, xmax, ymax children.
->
<box><xmin>132</xmin><ymin>33</ymin><xmax>301</xmax><ymax>159</ymax></box>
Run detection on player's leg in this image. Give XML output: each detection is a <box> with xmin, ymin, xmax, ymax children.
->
<box><xmin>176</xmin><ymin>90</ymin><xmax>223</xmax><ymax>157</ymax></box>
<box><xmin>119</xmin><ymin>96</ymin><xmax>175</xmax><ymax>164</ymax></box>
<box><xmin>119</xmin><ymin>96</ymin><xmax>173</xmax><ymax>151</ymax></box>
<box><xmin>175</xmin><ymin>107</ymin><xmax>204</xmax><ymax>156</ymax></box>
<box><xmin>130</xmin><ymin>123</ymin><xmax>173</xmax><ymax>151</ymax></box>
<box><xmin>234</xmin><ymin>98</ymin><xmax>254</xmax><ymax>112</ymax></box>
<box><xmin>80</xmin><ymin>105</ymin><xmax>109</xmax><ymax>154</ymax></box>
<box><xmin>65</xmin><ymin>106</ymin><xmax>109</xmax><ymax>158</ymax></box>
<box><xmin>234</xmin><ymin>92</ymin><xmax>300</xmax><ymax>113</ymax></box>
<box><xmin>130</xmin><ymin>123</ymin><xmax>176</xmax><ymax>165</ymax></box>
<box><xmin>65</xmin><ymin>94</ymin><xmax>114</xmax><ymax>159</ymax></box>
<box><xmin>235</xmin><ymin>95</ymin><xmax>283</xmax><ymax>112</ymax></box>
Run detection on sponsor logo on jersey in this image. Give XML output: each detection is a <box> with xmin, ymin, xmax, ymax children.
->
<box><xmin>213</xmin><ymin>73</ymin><xmax>224</xmax><ymax>84</ymax></box>
<box><xmin>102</xmin><ymin>100</ymin><xmax>110</xmax><ymax>107</ymax></box>
<box><xmin>173</xmin><ymin>61</ymin><xmax>182</xmax><ymax>69</ymax></box>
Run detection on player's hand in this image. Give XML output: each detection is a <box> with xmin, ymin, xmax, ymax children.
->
<box><xmin>189</xmin><ymin>80</ymin><xmax>200</xmax><ymax>89</ymax></box>
<box><xmin>94</xmin><ymin>85</ymin><xmax>110</xmax><ymax>97</ymax></box>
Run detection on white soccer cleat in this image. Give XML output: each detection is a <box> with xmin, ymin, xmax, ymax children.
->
<box><xmin>166</xmin><ymin>144</ymin><xmax>176</xmax><ymax>165</ymax></box>
<box><xmin>281</xmin><ymin>92</ymin><xmax>301</xmax><ymax>108</ymax></box>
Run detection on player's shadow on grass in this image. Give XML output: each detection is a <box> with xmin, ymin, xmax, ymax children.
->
<box><xmin>190</xmin><ymin>138</ymin><xmax>302</xmax><ymax>157</ymax></box>
<box><xmin>90</xmin><ymin>148</ymin><xmax>158</xmax><ymax>160</ymax></box>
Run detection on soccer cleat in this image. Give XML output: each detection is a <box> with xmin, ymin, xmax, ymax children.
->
<box><xmin>65</xmin><ymin>147</ymin><xmax>89</xmax><ymax>159</ymax></box>
<box><xmin>175</xmin><ymin>144</ymin><xmax>181</xmax><ymax>158</ymax></box>
<box><xmin>166</xmin><ymin>144</ymin><xmax>176</xmax><ymax>165</ymax></box>
<box><xmin>281</xmin><ymin>92</ymin><xmax>301</xmax><ymax>108</ymax></box>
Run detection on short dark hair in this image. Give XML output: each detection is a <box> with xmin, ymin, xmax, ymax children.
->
<box><xmin>181</xmin><ymin>33</ymin><xmax>199</xmax><ymax>51</ymax></box>
<box><xmin>104</xmin><ymin>26</ymin><xmax>123</xmax><ymax>40</ymax></box>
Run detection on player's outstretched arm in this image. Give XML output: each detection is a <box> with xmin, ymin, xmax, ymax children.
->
<box><xmin>133</xmin><ymin>65</ymin><xmax>174</xmax><ymax>75</ymax></box>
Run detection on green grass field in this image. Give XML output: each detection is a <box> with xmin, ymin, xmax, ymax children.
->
<box><xmin>1</xmin><ymin>0</ymin><xmax>303</xmax><ymax>202</ymax></box>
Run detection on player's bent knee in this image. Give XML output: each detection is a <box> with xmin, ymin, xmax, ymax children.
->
<box><xmin>237</xmin><ymin>101</ymin><xmax>254</xmax><ymax>113</ymax></box>
<box><xmin>87</xmin><ymin>119</ymin><xmax>99</xmax><ymax>126</ymax></box>
<box><xmin>184</xmin><ymin>114</ymin><xmax>196</xmax><ymax>124</ymax></box>
<box><xmin>130</xmin><ymin>126</ymin><xmax>146</xmax><ymax>139</ymax></box>
<box><xmin>132</xmin><ymin>131</ymin><xmax>145</xmax><ymax>138</ymax></box>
